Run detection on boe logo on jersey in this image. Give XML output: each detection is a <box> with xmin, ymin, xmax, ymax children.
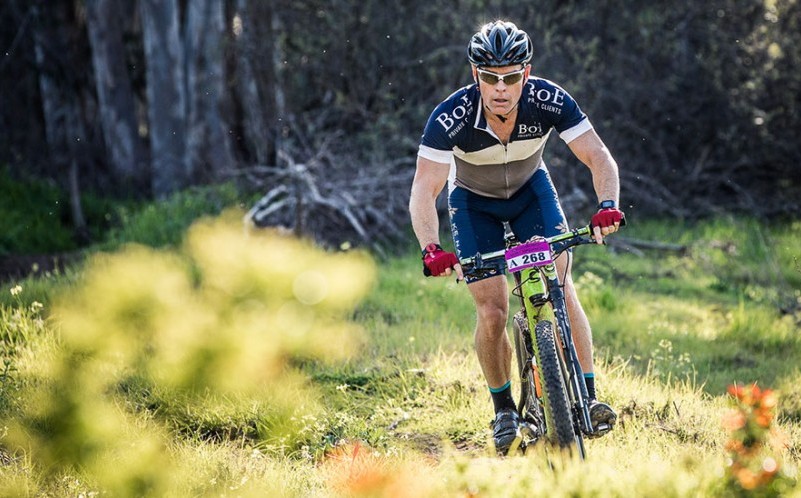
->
<box><xmin>528</xmin><ymin>85</ymin><xmax>565</xmax><ymax>115</ymax></box>
<box><xmin>435</xmin><ymin>94</ymin><xmax>474</xmax><ymax>133</ymax></box>
<box><xmin>518</xmin><ymin>122</ymin><xmax>543</xmax><ymax>138</ymax></box>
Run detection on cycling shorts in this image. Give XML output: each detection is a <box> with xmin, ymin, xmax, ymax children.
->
<box><xmin>448</xmin><ymin>168</ymin><xmax>568</xmax><ymax>284</ymax></box>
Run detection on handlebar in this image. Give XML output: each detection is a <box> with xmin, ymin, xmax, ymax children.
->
<box><xmin>458</xmin><ymin>218</ymin><xmax>625</xmax><ymax>267</ymax></box>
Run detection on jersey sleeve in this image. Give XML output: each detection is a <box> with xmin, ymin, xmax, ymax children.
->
<box><xmin>417</xmin><ymin>91</ymin><xmax>466</xmax><ymax>164</ymax></box>
<box><xmin>534</xmin><ymin>79</ymin><xmax>593</xmax><ymax>144</ymax></box>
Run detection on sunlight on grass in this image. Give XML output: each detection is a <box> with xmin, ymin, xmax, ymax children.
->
<box><xmin>1</xmin><ymin>217</ymin><xmax>800</xmax><ymax>496</ymax></box>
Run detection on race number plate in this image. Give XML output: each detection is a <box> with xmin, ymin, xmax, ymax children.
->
<box><xmin>505</xmin><ymin>240</ymin><xmax>553</xmax><ymax>272</ymax></box>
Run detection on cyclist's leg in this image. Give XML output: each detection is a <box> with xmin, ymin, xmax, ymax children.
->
<box><xmin>468</xmin><ymin>276</ymin><xmax>512</xmax><ymax>387</ymax></box>
<box><xmin>450</xmin><ymin>186</ymin><xmax>523</xmax><ymax>452</ymax></box>
<box><xmin>448</xmin><ymin>186</ymin><xmax>511</xmax><ymax>391</ymax></box>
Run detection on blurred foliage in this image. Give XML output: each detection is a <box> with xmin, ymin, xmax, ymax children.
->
<box><xmin>0</xmin><ymin>213</ymin><xmax>375</xmax><ymax>496</ymax></box>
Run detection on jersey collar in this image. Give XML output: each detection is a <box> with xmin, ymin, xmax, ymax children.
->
<box><xmin>473</xmin><ymin>84</ymin><xmax>530</xmax><ymax>142</ymax></box>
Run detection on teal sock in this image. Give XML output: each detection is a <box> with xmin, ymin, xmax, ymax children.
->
<box><xmin>489</xmin><ymin>381</ymin><xmax>516</xmax><ymax>413</ymax></box>
<box><xmin>584</xmin><ymin>373</ymin><xmax>596</xmax><ymax>400</ymax></box>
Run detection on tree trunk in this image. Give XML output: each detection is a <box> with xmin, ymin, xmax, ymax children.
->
<box><xmin>85</xmin><ymin>0</ymin><xmax>148</xmax><ymax>196</ymax></box>
<box><xmin>233</xmin><ymin>1</ymin><xmax>285</xmax><ymax>167</ymax></box>
<box><xmin>139</xmin><ymin>0</ymin><xmax>186</xmax><ymax>198</ymax></box>
<box><xmin>268</xmin><ymin>8</ymin><xmax>286</xmax><ymax>164</ymax></box>
<box><xmin>32</xmin><ymin>5</ymin><xmax>88</xmax><ymax>241</ymax></box>
<box><xmin>233</xmin><ymin>0</ymin><xmax>270</xmax><ymax>165</ymax></box>
<box><xmin>184</xmin><ymin>0</ymin><xmax>235</xmax><ymax>184</ymax></box>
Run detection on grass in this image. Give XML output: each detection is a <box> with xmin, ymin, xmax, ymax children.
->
<box><xmin>0</xmin><ymin>211</ymin><xmax>800</xmax><ymax>496</ymax></box>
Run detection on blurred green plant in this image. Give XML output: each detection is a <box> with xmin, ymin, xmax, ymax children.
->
<box><xmin>0</xmin><ymin>211</ymin><xmax>375</xmax><ymax>496</ymax></box>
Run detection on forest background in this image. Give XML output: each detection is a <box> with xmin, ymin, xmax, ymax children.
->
<box><xmin>1</xmin><ymin>0</ymin><xmax>800</xmax><ymax>257</ymax></box>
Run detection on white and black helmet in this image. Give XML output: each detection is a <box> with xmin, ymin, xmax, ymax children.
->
<box><xmin>467</xmin><ymin>21</ymin><xmax>533</xmax><ymax>67</ymax></box>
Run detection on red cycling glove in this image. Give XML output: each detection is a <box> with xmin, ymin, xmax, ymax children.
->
<box><xmin>422</xmin><ymin>243</ymin><xmax>459</xmax><ymax>277</ymax></box>
<box><xmin>591</xmin><ymin>208</ymin><xmax>624</xmax><ymax>229</ymax></box>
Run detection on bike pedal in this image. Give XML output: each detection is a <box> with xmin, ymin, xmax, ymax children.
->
<box><xmin>519</xmin><ymin>421</ymin><xmax>540</xmax><ymax>440</ymax></box>
<box><xmin>585</xmin><ymin>423</ymin><xmax>612</xmax><ymax>439</ymax></box>
<box><xmin>506</xmin><ymin>432</ymin><xmax>523</xmax><ymax>456</ymax></box>
<box><xmin>495</xmin><ymin>430</ymin><xmax>523</xmax><ymax>457</ymax></box>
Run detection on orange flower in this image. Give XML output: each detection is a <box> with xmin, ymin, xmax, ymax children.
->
<box><xmin>723</xmin><ymin>383</ymin><xmax>787</xmax><ymax>493</ymax></box>
<box><xmin>754</xmin><ymin>410</ymin><xmax>773</xmax><ymax>428</ymax></box>
<box><xmin>722</xmin><ymin>409</ymin><xmax>747</xmax><ymax>431</ymax></box>
<box><xmin>760</xmin><ymin>390</ymin><xmax>778</xmax><ymax>409</ymax></box>
<box><xmin>736</xmin><ymin>467</ymin><xmax>760</xmax><ymax>490</ymax></box>
<box><xmin>724</xmin><ymin>439</ymin><xmax>744</xmax><ymax>454</ymax></box>
<box><xmin>727</xmin><ymin>384</ymin><xmax>744</xmax><ymax>399</ymax></box>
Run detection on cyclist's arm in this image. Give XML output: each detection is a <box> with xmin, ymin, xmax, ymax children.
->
<box><xmin>567</xmin><ymin>129</ymin><xmax>621</xmax><ymax>243</ymax></box>
<box><xmin>409</xmin><ymin>156</ymin><xmax>450</xmax><ymax>250</ymax></box>
<box><xmin>567</xmin><ymin>128</ymin><xmax>620</xmax><ymax>206</ymax></box>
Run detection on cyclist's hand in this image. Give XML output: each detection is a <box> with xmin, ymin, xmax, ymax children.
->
<box><xmin>422</xmin><ymin>243</ymin><xmax>462</xmax><ymax>278</ymax></box>
<box><xmin>590</xmin><ymin>208</ymin><xmax>624</xmax><ymax>244</ymax></box>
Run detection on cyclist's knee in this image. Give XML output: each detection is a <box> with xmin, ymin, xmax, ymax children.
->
<box><xmin>474</xmin><ymin>300</ymin><xmax>508</xmax><ymax>338</ymax></box>
<box><xmin>478</xmin><ymin>301</ymin><xmax>507</xmax><ymax>324</ymax></box>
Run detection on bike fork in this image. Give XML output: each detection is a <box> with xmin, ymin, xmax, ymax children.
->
<box><xmin>550</xmin><ymin>283</ymin><xmax>596</xmax><ymax>437</ymax></box>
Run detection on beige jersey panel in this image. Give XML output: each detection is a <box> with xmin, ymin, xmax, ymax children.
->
<box><xmin>452</xmin><ymin>135</ymin><xmax>549</xmax><ymax>199</ymax></box>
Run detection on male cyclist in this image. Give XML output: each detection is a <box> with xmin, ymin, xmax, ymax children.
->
<box><xmin>409</xmin><ymin>20</ymin><xmax>623</xmax><ymax>455</ymax></box>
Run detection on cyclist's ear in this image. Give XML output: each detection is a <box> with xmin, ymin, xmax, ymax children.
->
<box><xmin>471</xmin><ymin>65</ymin><xmax>478</xmax><ymax>84</ymax></box>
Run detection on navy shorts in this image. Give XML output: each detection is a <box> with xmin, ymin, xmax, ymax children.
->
<box><xmin>449</xmin><ymin>168</ymin><xmax>569</xmax><ymax>284</ymax></box>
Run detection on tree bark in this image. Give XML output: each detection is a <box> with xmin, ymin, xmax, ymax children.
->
<box><xmin>32</xmin><ymin>5</ymin><xmax>88</xmax><ymax>241</ymax></box>
<box><xmin>139</xmin><ymin>0</ymin><xmax>186</xmax><ymax>198</ymax></box>
<box><xmin>85</xmin><ymin>0</ymin><xmax>148</xmax><ymax>195</ymax></box>
<box><xmin>233</xmin><ymin>0</ymin><xmax>270</xmax><ymax>165</ymax></box>
<box><xmin>184</xmin><ymin>0</ymin><xmax>235</xmax><ymax>183</ymax></box>
<box><xmin>232</xmin><ymin>1</ymin><xmax>285</xmax><ymax>167</ymax></box>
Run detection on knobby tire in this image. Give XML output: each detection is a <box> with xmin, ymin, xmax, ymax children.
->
<box><xmin>533</xmin><ymin>320</ymin><xmax>577</xmax><ymax>450</ymax></box>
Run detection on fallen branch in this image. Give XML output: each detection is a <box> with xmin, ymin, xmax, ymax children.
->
<box><xmin>607</xmin><ymin>236</ymin><xmax>688</xmax><ymax>256</ymax></box>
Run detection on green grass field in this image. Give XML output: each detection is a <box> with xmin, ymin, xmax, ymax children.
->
<box><xmin>1</xmin><ymin>210</ymin><xmax>799</xmax><ymax>496</ymax></box>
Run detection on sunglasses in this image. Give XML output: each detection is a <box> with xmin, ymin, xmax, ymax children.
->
<box><xmin>476</xmin><ymin>67</ymin><xmax>527</xmax><ymax>86</ymax></box>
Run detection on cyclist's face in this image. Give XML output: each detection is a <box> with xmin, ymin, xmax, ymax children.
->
<box><xmin>473</xmin><ymin>64</ymin><xmax>530</xmax><ymax>116</ymax></box>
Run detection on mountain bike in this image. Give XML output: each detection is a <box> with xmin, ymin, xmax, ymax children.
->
<box><xmin>459</xmin><ymin>222</ymin><xmax>622</xmax><ymax>459</ymax></box>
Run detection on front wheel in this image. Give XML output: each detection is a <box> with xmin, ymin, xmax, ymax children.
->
<box><xmin>534</xmin><ymin>320</ymin><xmax>579</xmax><ymax>452</ymax></box>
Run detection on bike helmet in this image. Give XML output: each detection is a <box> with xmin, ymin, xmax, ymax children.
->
<box><xmin>467</xmin><ymin>21</ymin><xmax>533</xmax><ymax>67</ymax></box>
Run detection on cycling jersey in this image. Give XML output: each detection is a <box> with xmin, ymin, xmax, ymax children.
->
<box><xmin>417</xmin><ymin>77</ymin><xmax>592</xmax><ymax>199</ymax></box>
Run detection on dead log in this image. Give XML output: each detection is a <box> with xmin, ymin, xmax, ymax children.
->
<box><xmin>607</xmin><ymin>236</ymin><xmax>688</xmax><ymax>256</ymax></box>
